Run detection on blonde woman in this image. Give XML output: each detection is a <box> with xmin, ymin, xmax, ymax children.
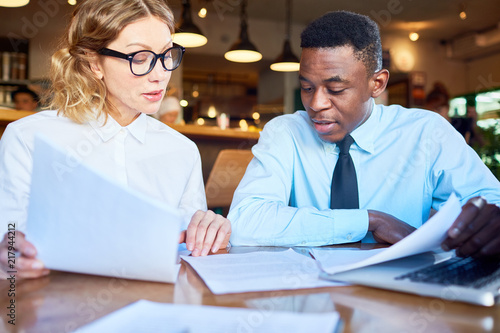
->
<box><xmin>0</xmin><ymin>0</ymin><xmax>230</xmax><ymax>279</ymax></box>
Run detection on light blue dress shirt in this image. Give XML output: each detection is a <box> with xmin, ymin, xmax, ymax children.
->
<box><xmin>228</xmin><ymin>102</ymin><xmax>500</xmax><ymax>246</ymax></box>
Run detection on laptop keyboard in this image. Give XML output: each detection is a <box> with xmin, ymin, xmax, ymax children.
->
<box><xmin>395</xmin><ymin>256</ymin><xmax>500</xmax><ymax>288</ymax></box>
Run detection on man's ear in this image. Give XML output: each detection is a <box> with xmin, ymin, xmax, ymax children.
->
<box><xmin>88</xmin><ymin>53</ymin><xmax>104</xmax><ymax>80</ymax></box>
<box><xmin>370</xmin><ymin>69</ymin><xmax>389</xmax><ymax>98</ymax></box>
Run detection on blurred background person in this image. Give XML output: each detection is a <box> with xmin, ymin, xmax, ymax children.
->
<box><xmin>11</xmin><ymin>87</ymin><xmax>39</xmax><ymax>111</ymax></box>
<box><xmin>154</xmin><ymin>86</ymin><xmax>185</xmax><ymax>125</ymax></box>
<box><xmin>424</xmin><ymin>81</ymin><xmax>450</xmax><ymax>121</ymax></box>
<box><xmin>451</xmin><ymin>102</ymin><xmax>485</xmax><ymax>148</ymax></box>
<box><xmin>425</xmin><ymin>82</ymin><xmax>484</xmax><ymax>147</ymax></box>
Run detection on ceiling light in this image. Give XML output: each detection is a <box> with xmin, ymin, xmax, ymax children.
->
<box><xmin>198</xmin><ymin>7</ymin><xmax>207</xmax><ymax>18</ymax></box>
<box><xmin>192</xmin><ymin>83</ymin><xmax>199</xmax><ymax>98</ymax></box>
<box><xmin>174</xmin><ymin>0</ymin><xmax>207</xmax><ymax>48</ymax></box>
<box><xmin>224</xmin><ymin>0</ymin><xmax>262</xmax><ymax>63</ymax></box>
<box><xmin>271</xmin><ymin>0</ymin><xmax>300</xmax><ymax>72</ymax></box>
<box><xmin>459</xmin><ymin>3</ymin><xmax>467</xmax><ymax>20</ymax></box>
<box><xmin>0</xmin><ymin>0</ymin><xmax>29</xmax><ymax>7</ymax></box>
<box><xmin>68</xmin><ymin>0</ymin><xmax>77</xmax><ymax>5</ymax></box>
<box><xmin>270</xmin><ymin>40</ymin><xmax>300</xmax><ymax>72</ymax></box>
<box><xmin>409</xmin><ymin>32</ymin><xmax>419</xmax><ymax>41</ymax></box>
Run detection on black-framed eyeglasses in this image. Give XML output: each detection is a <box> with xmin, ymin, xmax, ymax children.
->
<box><xmin>97</xmin><ymin>43</ymin><xmax>185</xmax><ymax>76</ymax></box>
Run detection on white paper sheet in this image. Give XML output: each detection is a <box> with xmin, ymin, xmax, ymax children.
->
<box><xmin>74</xmin><ymin>299</ymin><xmax>341</xmax><ymax>333</ymax></box>
<box><xmin>26</xmin><ymin>135</ymin><xmax>181</xmax><ymax>283</ymax></box>
<box><xmin>312</xmin><ymin>248</ymin><xmax>386</xmax><ymax>270</ymax></box>
<box><xmin>181</xmin><ymin>249</ymin><xmax>343</xmax><ymax>294</ymax></box>
<box><xmin>313</xmin><ymin>193</ymin><xmax>461</xmax><ymax>275</ymax></box>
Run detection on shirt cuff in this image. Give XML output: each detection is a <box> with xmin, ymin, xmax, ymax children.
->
<box><xmin>330</xmin><ymin>209</ymin><xmax>369</xmax><ymax>243</ymax></box>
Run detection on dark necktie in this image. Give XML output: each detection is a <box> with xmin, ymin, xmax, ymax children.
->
<box><xmin>330</xmin><ymin>134</ymin><xmax>359</xmax><ymax>209</ymax></box>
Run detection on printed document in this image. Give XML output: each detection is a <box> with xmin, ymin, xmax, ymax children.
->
<box><xmin>26</xmin><ymin>135</ymin><xmax>181</xmax><ymax>283</ymax></box>
<box><xmin>74</xmin><ymin>299</ymin><xmax>341</xmax><ymax>333</ymax></box>
<box><xmin>181</xmin><ymin>249</ymin><xmax>342</xmax><ymax>294</ymax></box>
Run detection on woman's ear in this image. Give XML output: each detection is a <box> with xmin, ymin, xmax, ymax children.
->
<box><xmin>88</xmin><ymin>53</ymin><xmax>104</xmax><ymax>80</ymax></box>
<box><xmin>370</xmin><ymin>69</ymin><xmax>389</xmax><ymax>98</ymax></box>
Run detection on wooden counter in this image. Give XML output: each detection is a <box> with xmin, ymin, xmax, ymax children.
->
<box><xmin>0</xmin><ymin>108</ymin><xmax>36</xmax><ymax>137</ymax></box>
<box><xmin>169</xmin><ymin>124</ymin><xmax>259</xmax><ymax>183</ymax></box>
<box><xmin>170</xmin><ymin>123</ymin><xmax>260</xmax><ymax>142</ymax></box>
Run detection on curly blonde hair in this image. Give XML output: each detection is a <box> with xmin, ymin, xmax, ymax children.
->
<box><xmin>48</xmin><ymin>0</ymin><xmax>175</xmax><ymax>123</ymax></box>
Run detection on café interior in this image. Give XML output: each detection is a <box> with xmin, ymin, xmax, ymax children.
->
<box><xmin>1</xmin><ymin>1</ymin><xmax>500</xmax><ymax>332</ymax></box>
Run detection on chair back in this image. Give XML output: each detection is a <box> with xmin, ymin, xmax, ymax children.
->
<box><xmin>205</xmin><ymin>149</ymin><xmax>253</xmax><ymax>209</ymax></box>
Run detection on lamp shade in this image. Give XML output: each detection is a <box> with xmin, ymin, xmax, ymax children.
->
<box><xmin>224</xmin><ymin>0</ymin><xmax>262</xmax><ymax>63</ymax></box>
<box><xmin>224</xmin><ymin>28</ymin><xmax>262</xmax><ymax>63</ymax></box>
<box><xmin>270</xmin><ymin>39</ymin><xmax>300</xmax><ymax>72</ymax></box>
<box><xmin>174</xmin><ymin>0</ymin><xmax>207</xmax><ymax>48</ymax></box>
<box><xmin>0</xmin><ymin>0</ymin><xmax>29</xmax><ymax>7</ymax></box>
<box><xmin>270</xmin><ymin>0</ymin><xmax>299</xmax><ymax>72</ymax></box>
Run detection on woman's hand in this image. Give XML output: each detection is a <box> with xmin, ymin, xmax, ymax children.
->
<box><xmin>179</xmin><ymin>210</ymin><xmax>231</xmax><ymax>257</ymax></box>
<box><xmin>0</xmin><ymin>231</ymin><xmax>49</xmax><ymax>279</ymax></box>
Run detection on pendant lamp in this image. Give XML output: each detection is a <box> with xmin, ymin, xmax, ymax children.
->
<box><xmin>270</xmin><ymin>0</ymin><xmax>300</xmax><ymax>72</ymax></box>
<box><xmin>0</xmin><ymin>0</ymin><xmax>29</xmax><ymax>7</ymax></box>
<box><xmin>224</xmin><ymin>0</ymin><xmax>262</xmax><ymax>63</ymax></box>
<box><xmin>174</xmin><ymin>0</ymin><xmax>208</xmax><ymax>48</ymax></box>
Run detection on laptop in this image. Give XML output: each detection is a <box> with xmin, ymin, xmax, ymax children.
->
<box><xmin>323</xmin><ymin>251</ymin><xmax>500</xmax><ymax>307</ymax></box>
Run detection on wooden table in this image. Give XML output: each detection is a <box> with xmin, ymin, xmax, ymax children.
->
<box><xmin>1</xmin><ymin>246</ymin><xmax>498</xmax><ymax>333</ymax></box>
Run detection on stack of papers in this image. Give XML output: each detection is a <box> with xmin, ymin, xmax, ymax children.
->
<box><xmin>181</xmin><ymin>249</ymin><xmax>342</xmax><ymax>294</ymax></box>
<box><xmin>74</xmin><ymin>300</ymin><xmax>341</xmax><ymax>333</ymax></box>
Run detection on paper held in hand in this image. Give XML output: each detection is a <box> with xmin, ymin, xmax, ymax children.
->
<box><xmin>26</xmin><ymin>135</ymin><xmax>181</xmax><ymax>283</ymax></box>
<box><xmin>313</xmin><ymin>193</ymin><xmax>461</xmax><ymax>276</ymax></box>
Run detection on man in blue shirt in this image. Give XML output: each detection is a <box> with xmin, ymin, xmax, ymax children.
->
<box><xmin>228</xmin><ymin>11</ymin><xmax>500</xmax><ymax>258</ymax></box>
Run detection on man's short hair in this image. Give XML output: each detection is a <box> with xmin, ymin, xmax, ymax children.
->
<box><xmin>11</xmin><ymin>87</ymin><xmax>39</xmax><ymax>103</ymax></box>
<box><xmin>300</xmin><ymin>11</ymin><xmax>382</xmax><ymax>75</ymax></box>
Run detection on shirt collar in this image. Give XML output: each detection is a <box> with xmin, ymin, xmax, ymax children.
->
<box><xmin>89</xmin><ymin>113</ymin><xmax>148</xmax><ymax>143</ymax></box>
<box><xmin>350</xmin><ymin>99</ymin><xmax>378</xmax><ymax>154</ymax></box>
<box><xmin>126</xmin><ymin>113</ymin><xmax>148</xmax><ymax>143</ymax></box>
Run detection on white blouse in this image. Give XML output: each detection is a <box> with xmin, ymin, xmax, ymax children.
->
<box><xmin>0</xmin><ymin>111</ymin><xmax>206</xmax><ymax>231</ymax></box>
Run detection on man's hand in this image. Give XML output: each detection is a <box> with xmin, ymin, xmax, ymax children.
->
<box><xmin>442</xmin><ymin>197</ymin><xmax>500</xmax><ymax>258</ymax></box>
<box><xmin>178</xmin><ymin>210</ymin><xmax>231</xmax><ymax>257</ymax></box>
<box><xmin>368</xmin><ymin>210</ymin><xmax>416</xmax><ymax>244</ymax></box>
<box><xmin>0</xmin><ymin>231</ymin><xmax>49</xmax><ymax>279</ymax></box>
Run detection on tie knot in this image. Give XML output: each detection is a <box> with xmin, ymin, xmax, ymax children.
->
<box><xmin>337</xmin><ymin>135</ymin><xmax>354</xmax><ymax>155</ymax></box>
